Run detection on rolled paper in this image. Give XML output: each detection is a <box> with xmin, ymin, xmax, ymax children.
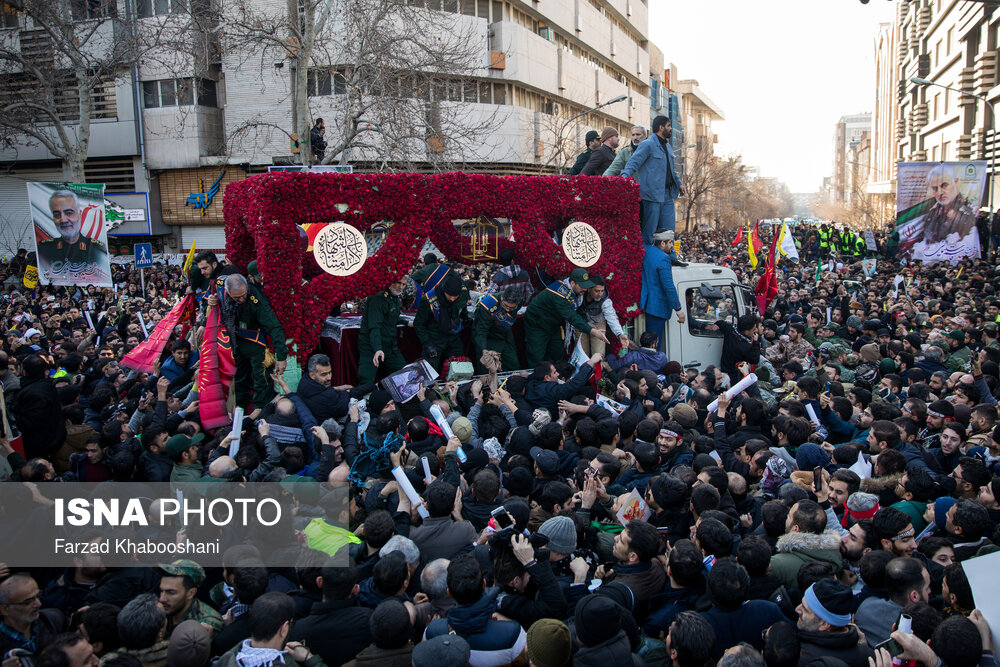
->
<box><xmin>897</xmin><ymin>614</ymin><xmax>912</xmax><ymax>635</ymax></box>
<box><xmin>392</xmin><ymin>465</ymin><xmax>430</xmax><ymax>518</ymax></box>
<box><xmin>429</xmin><ymin>404</ymin><xmax>466</xmax><ymax>462</ymax></box>
<box><xmin>421</xmin><ymin>456</ymin><xmax>432</xmax><ymax>481</ymax></box>
<box><xmin>230</xmin><ymin>407</ymin><xmax>244</xmax><ymax>458</ymax></box>
<box><xmin>707</xmin><ymin>373</ymin><xmax>759</xmax><ymax>413</ymax></box>
<box><xmin>805</xmin><ymin>403</ymin><xmax>821</xmax><ymax>427</ymax></box>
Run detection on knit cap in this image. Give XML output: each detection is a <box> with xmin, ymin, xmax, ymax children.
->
<box><xmin>599</xmin><ymin>126</ymin><xmax>619</xmax><ymax>143</ymax></box>
<box><xmin>538</xmin><ymin>516</ymin><xmax>577</xmax><ymax>555</ymax></box>
<box><xmin>804</xmin><ymin>579</ymin><xmax>853</xmax><ymax>627</ymax></box>
<box><xmin>166</xmin><ymin>620</ymin><xmax>211</xmax><ymax>667</ymax></box>
<box><xmin>527</xmin><ymin>619</ymin><xmax>571</xmax><ymax>667</ymax></box>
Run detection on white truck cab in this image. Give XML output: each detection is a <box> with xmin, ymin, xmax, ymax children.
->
<box><xmin>632</xmin><ymin>263</ymin><xmax>753</xmax><ymax>373</ymax></box>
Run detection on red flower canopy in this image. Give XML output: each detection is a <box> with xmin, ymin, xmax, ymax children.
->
<box><xmin>223</xmin><ymin>172</ymin><xmax>643</xmax><ymax>363</ymax></box>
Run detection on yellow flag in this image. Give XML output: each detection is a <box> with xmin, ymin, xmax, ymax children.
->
<box><xmin>22</xmin><ymin>265</ymin><xmax>38</xmax><ymax>288</ymax></box>
<box><xmin>182</xmin><ymin>240</ymin><xmax>197</xmax><ymax>275</ymax></box>
<box><xmin>956</xmin><ymin>267</ymin><xmax>963</xmax><ymax>279</ymax></box>
<box><xmin>748</xmin><ymin>233</ymin><xmax>758</xmax><ymax>270</ymax></box>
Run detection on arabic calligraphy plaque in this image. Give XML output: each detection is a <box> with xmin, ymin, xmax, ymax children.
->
<box><xmin>313</xmin><ymin>223</ymin><xmax>368</xmax><ymax>276</ymax></box>
<box><xmin>562</xmin><ymin>221</ymin><xmax>602</xmax><ymax>268</ymax></box>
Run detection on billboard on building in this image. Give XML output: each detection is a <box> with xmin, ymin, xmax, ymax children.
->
<box><xmin>27</xmin><ymin>182</ymin><xmax>112</xmax><ymax>287</ymax></box>
<box><xmin>895</xmin><ymin>161</ymin><xmax>987</xmax><ymax>264</ymax></box>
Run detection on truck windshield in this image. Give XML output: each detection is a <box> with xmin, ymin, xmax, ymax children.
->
<box><xmin>685</xmin><ymin>286</ymin><xmax>737</xmax><ymax>338</ymax></box>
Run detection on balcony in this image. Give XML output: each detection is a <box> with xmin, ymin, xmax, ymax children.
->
<box><xmin>974</xmin><ymin>50</ymin><xmax>998</xmax><ymax>97</ymax></box>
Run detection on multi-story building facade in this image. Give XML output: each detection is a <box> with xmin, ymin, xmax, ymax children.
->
<box><xmin>869</xmin><ymin>20</ymin><xmax>900</xmax><ymax>226</ymax></box>
<box><xmin>0</xmin><ymin>0</ymin><xmax>652</xmax><ymax>255</ymax></box>
<box><xmin>831</xmin><ymin>113</ymin><xmax>872</xmax><ymax>204</ymax></box>
<box><xmin>892</xmin><ymin>1</ymin><xmax>998</xmax><ymax>205</ymax></box>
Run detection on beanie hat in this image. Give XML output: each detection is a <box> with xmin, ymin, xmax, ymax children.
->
<box><xmin>804</xmin><ymin>579</ymin><xmax>853</xmax><ymax>627</ymax></box>
<box><xmin>23</xmin><ymin>328</ymin><xmax>41</xmax><ymax>340</ymax></box>
<box><xmin>846</xmin><ymin>316</ymin><xmax>863</xmax><ymax>329</ymax></box>
<box><xmin>574</xmin><ymin>594</ymin><xmax>622</xmax><ymax>647</ymax></box>
<box><xmin>600</xmin><ymin>126</ymin><xmax>619</xmax><ymax>143</ymax></box>
<box><xmin>934</xmin><ymin>497</ymin><xmax>957</xmax><ymax>528</ymax></box>
<box><xmin>859</xmin><ymin>344</ymin><xmax>881</xmax><ymax>363</ymax></box>
<box><xmin>879</xmin><ymin>358</ymin><xmax>897</xmax><ymax>375</ymax></box>
<box><xmin>795</xmin><ymin>443</ymin><xmax>829</xmax><ymax>472</ymax></box>
<box><xmin>840</xmin><ymin>492</ymin><xmax>879</xmax><ymax>528</ymax></box>
<box><xmin>441</xmin><ymin>272</ymin><xmax>464</xmax><ymax>297</ymax></box>
<box><xmin>905</xmin><ymin>332</ymin><xmax>923</xmax><ymax>349</ymax></box>
<box><xmin>526</xmin><ymin>619</ymin><xmax>571</xmax><ymax>667</ymax></box>
<box><xmin>412</xmin><ymin>634</ymin><xmax>471</xmax><ymax>667</ymax></box>
<box><xmin>167</xmin><ymin>620</ymin><xmax>211</xmax><ymax>667</ymax></box>
<box><xmin>528</xmin><ymin>409</ymin><xmax>552</xmax><ymax>436</ymax></box>
<box><xmin>538</xmin><ymin>516</ymin><xmax>577</xmax><ymax>555</ymax></box>
<box><xmin>668</xmin><ymin>403</ymin><xmax>698</xmax><ymax>428</ymax></box>
<box><xmin>451</xmin><ymin>416</ymin><xmax>473</xmax><ymax>443</ymax></box>
<box><xmin>368</xmin><ymin>389</ymin><xmax>393</xmax><ymax>416</ymax></box>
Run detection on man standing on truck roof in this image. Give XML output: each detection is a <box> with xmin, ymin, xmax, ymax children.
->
<box><xmin>641</xmin><ymin>230</ymin><xmax>685</xmax><ymax>353</ymax></box>
<box><xmin>620</xmin><ymin>115</ymin><xmax>686</xmax><ymax>265</ymax></box>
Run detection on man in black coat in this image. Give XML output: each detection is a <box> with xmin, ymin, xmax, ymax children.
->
<box><xmin>796</xmin><ymin>579</ymin><xmax>875</xmax><ymax>667</ymax></box>
<box><xmin>11</xmin><ymin>354</ymin><xmax>66</xmax><ymax>460</ymax></box>
<box><xmin>287</xmin><ymin>562</ymin><xmax>372</xmax><ymax>667</ymax></box>
<box><xmin>716</xmin><ymin>313</ymin><xmax>761</xmax><ymax>380</ymax></box>
<box><xmin>297</xmin><ymin>353</ymin><xmax>351</xmax><ymax>423</ymax></box>
<box><xmin>580</xmin><ymin>127</ymin><xmax>619</xmax><ymax>175</ymax></box>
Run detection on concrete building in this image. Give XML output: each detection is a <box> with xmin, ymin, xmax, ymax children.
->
<box><xmin>0</xmin><ymin>0</ymin><xmax>652</xmax><ymax>255</ymax></box>
<box><xmin>892</xmin><ymin>1</ymin><xmax>998</xmax><ymax>205</ymax></box>
<box><xmin>831</xmin><ymin>113</ymin><xmax>871</xmax><ymax>203</ymax></box>
<box><xmin>868</xmin><ymin>20</ymin><xmax>900</xmax><ymax>227</ymax></box>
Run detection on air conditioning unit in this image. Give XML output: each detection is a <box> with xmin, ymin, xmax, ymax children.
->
<box><xmin>537</xmin><ymin>25</ymin><xmax>552</xmax><ymax>41</ymax></box>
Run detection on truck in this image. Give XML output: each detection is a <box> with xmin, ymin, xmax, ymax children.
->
<box><xmin>629</xmin><ymin>263</ymin><xmax>755</xmax><ymax>372</ymax></box>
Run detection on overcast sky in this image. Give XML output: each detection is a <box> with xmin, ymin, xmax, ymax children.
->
<box><xmin>649</xmin><ymin>1</ymin><xmax>896</xmax><ymax>193</ymax></box>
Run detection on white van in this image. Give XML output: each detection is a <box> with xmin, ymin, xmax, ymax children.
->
<box><xmin>630</xmin><ymin>263</ymin><xmax>754</xmax><ymax>372</ymax></box>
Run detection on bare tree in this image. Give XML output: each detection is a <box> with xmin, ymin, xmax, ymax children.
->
<box><xmin>221</xmin><ymin>0</ymin><xmax>507</xmax><ymax>171</ymax></box>
<box><xmin>0</xmin><ymin>0</ymin><xmax>209</xmax><ymax>180</ymax></box>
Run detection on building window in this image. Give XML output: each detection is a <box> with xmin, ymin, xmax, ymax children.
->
<box><xmin>71</xmin><ymin>0</ymin><xmax>117</xmax><ymax>19</ymax></box>
<box><xmin>307</xmin><ymin>68</ymin><xmax>331</xmax><ymax>97</ymax></box>
<box><xmin>1</xmin><ymin>2</ymin><xmax>18</xmax><ymax>28</ymax></box>
<box><xmin>142</xmin><ymin>78</ymin><xmax>214</xmax><ymax>107</ymax></box>
<box><xmin>138</xmin><ymin>0</ymin><xmax>188</xmax><ymax>16</ymax></box>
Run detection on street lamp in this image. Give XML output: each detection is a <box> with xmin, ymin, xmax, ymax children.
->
<box><xmin>556</xmin><ymin>94</ymin><xmax>628</xmax><ymax>173</ymax></box>
<box><xmin>911</xmin><ymin>76</ymin><xmax>997</xmax><ymax>248</ymax></box>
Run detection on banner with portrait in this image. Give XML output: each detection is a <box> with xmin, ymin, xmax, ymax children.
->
<box><xmin>27</xmin><ymin>181</ymin><xmax>113</xmax><ymax>287</ymax></box>
<box><xmin>895</xmin><ymin>161</ymin><xmax>987</xmax><ymax>264</ymax></box>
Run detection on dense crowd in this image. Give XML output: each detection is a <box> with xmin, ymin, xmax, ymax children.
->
<box><xmin>0</xmin><ymin>223</ymin><xmax>998</xmax><ymax>667</ymax></box>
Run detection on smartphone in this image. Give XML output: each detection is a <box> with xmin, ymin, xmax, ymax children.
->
<box><xmin>813</xmin><ymin>466</ymin><xmax>823</xmax><ymax>493</ymax></box>
<box><xmin>491</xmin><ymin>506</ymin><xmax>513</xmax><ymax>529</ymax></box>
<box><xmin>873</xmin><ymin>637</ymin><xmax>903</xmax><ymax>658</ymax></box>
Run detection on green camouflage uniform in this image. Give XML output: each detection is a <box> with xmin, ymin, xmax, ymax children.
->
<box><xmin>159</xmin><ymin>560</ymin><xmax>224</xmax><ymax>637</ymax></box>
<box><xmin>945</xmin><ymin>345</ymin><xmax>972</xmax><ymax>373</ymax></box>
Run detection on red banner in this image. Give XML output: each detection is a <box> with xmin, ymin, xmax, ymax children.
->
<box><xmin>755</xmin><ymin>228</ymin><xmax>780</xmax><ymax>316</ymax></box>
<box><xmin>197</xmin><ymin>306</ymin><xmax>236</xmax><ymax>429</ymax></box>
<box><xmin>122</xmin><ymin>296</ymin><xmax>196</xmax><ymax>373</ymax></box>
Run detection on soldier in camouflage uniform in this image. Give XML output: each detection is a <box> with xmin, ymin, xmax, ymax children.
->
<box><xmin>358</xmin><ymin>277</ymin><xmax>407</xmax><ymax>384</ymax></box>
<box><xmin>944</xmin><ymin>329</ymin><xmax>972</xmax><ymax>373</ymax></box>
<box><xmin>765</xmin><ymin>322</ymin><xmax>815</xmax><ymax>367</ymax></box>
<box><xmin>827</xmin><ymin>344</ymin><xmax>856</xmax><ymax>383</ymax></box>
<box><xmin>157</xmin><ymin>560</ymin><xmax>223</xmax><ymax>638</ymax></box>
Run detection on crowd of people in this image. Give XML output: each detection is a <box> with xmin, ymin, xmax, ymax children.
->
<box><xmin>0</xmin><ymin>214</ymin><xmax>998</xmax><ymax>667</ymax></box>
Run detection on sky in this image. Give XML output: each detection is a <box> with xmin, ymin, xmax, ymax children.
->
<box><xmin>649</xmin><ymin>1</ymin><xmax>896</xmax><ymax>193</ymax></box>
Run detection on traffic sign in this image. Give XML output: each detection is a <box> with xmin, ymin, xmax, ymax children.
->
<box><xmin>134</xmin><ymin>243</ymin><xmax>153</xmax><ymax>268</ymax></box>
